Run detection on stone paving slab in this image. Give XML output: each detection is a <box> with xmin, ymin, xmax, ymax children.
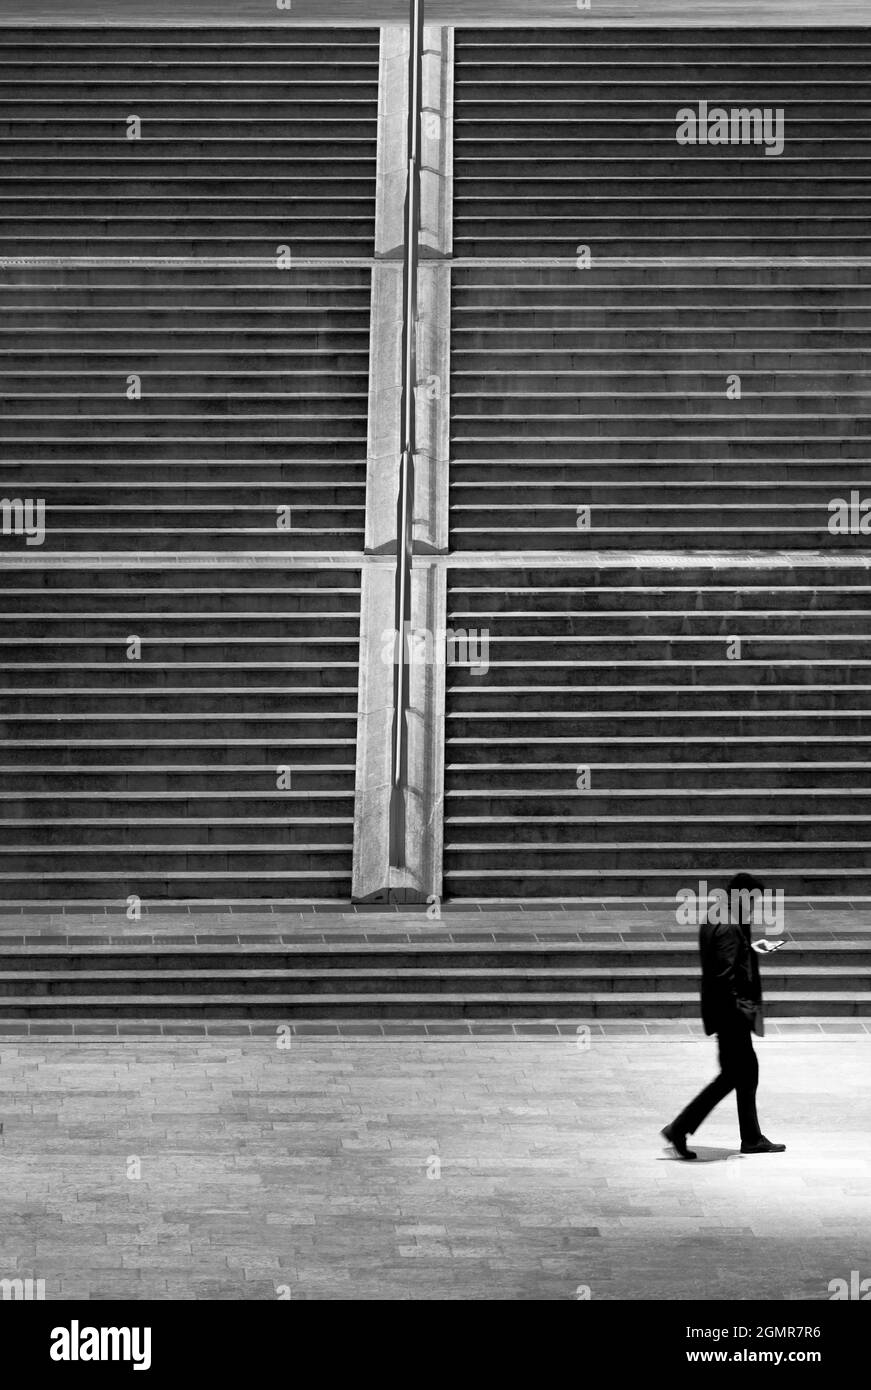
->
<box><xmin>3</xmin><ymin>907</ymin><xmax>871</xmax><ymax>945</ymax></box>
<box><xmin>0</xmin><ymin>1019</ymin><xmax>867</xmax><ymax>1039</ymax></box>
<box><xmin>0</xmin><ymin>1035</ymin><xmax>868</xmax><ymax>1300</ymax></box>
<box><xmin>1</xmin><ymin>2</ymin><xmax>869</xmax><ymax>25</ymax></box>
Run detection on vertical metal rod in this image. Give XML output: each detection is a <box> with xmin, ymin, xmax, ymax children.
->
<box><xmin>389</xmin><ymin>0</ymin><xmax>424</xmax><ymax>871</ymax></box>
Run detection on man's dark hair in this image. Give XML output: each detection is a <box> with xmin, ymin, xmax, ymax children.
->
<box><xmin>726</xmin><ymin>872</ymin><xmax>766</xmax><ymax>925</ymax></box>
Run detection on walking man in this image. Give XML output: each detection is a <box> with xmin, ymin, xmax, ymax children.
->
<box><xmin>662</xmin><ymin>872</ymin><xmax>786</xmax><ymax>1160</ymax></box>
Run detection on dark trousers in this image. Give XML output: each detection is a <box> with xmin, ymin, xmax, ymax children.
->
<box><xmin>673</xmin><ymin>1017</ymin><xmax>763</xmax><ymax>1145</ymax></box>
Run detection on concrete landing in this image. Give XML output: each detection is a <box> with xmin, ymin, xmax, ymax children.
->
<box><xmin>2</xmin><ymin>2</ymin><xmax>869</xmax><ymax>25</ymax></box>
<box><xmin>2</xmin><ymin>904</ymin><xmax>871</xmax><ymax>939</ymax></box>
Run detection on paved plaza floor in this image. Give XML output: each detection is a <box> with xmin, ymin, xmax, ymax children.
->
<box><xmin>2</xmin><ymin>1</ymin><xmax>868</xmax><ymax>25</ymax></box>
<box><xmin>1</xmin><ymin>1033</ymin><xmax>868</xmax><ymax>1300</ymax></box>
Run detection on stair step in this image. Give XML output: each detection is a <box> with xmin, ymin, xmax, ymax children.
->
<box><xmin>0</xmin><ymin>991</ymin><xmax>863</xmax><ymax>1020</ymax></box>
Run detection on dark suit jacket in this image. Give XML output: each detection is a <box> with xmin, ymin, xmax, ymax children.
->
<box><xmin>699</xmin><ymin>917</ymin><xmax>764</xmax><ymax>1037</ymax></box>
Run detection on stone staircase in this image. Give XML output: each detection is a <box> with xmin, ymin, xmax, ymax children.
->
<box><xmin>451</xmin><ymin>264</ymin><xmax>871</xmax><ymax>552</ymax></box>
<box><xmin>0</xmin><ymin>26</ymin><xmax>378</xmax><ymax>258</ymax></box>
<box><xmin>448</xmin><ymin>25</ymin><xmax>871</xmax><ymax>911</ymax></box>
<box><xmin>453</xmin><ymin>26</ymin><xmax>871</xmax><ymax>257</ymax></box>
<box><xmin>0</xmin><ymin>567</ymin><xmax>360</xmax><ymax>902</ymax></box>
<box><xmin>444</xmin><ymin>563</ymin><xmax>871</xmax><ymax>900</ymax></box>
<box><xmin>0</xmin><ymin>27</ymin><xmax>375</xmax><ymax>555</ymax></box>
<box><xmin>0</xmin><ymin>25</ymin><xmax>375</xmax><ymax>909</ymax></box>
<box><xmin>0</xmin><ymin>925</ymin><xmax>867</xmax><ymax>1029</ymax></box>
<box><xmin>0</xmin><ymin>265</ymin><xmax>370</xmax><ymax>553</ymax></box>
<box><xmin>1</xmin><ymin>21</ymin><xmax>870</xmax><ymax>1028</ymax></box>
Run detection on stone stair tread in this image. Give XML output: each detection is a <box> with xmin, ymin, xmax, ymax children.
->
<box><xmin>445</xmin><ymin>814</ymin><xmax>871</xmax><ymax>822</ymax></box>
<box><xmin>0</xmin><ymin>964</ymin><xmax>866</xmax><ymax>979</ymax></box>
<box><xmin>0</xmin><ymin>990</ymin><xmax>863</xmax><ymax>1007</ymax></box>
<box><xmin>0</xmin><ymin>944</ymin><xmax>632</xmax><ymax>956</ymax></box>
<box><xmin>0</xmin><ymin>870</ymin><xmax>350</xmax><ymax>879</ymax></box>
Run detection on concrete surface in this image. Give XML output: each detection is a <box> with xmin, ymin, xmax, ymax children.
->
<box><xmin>0</xmin><ymin>1033</ymin><xmax>868</xmax><ymax>1299</ymax></box>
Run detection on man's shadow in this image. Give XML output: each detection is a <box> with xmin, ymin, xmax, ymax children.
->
<box><xmin>659</xmin><ymin>1146</ymin><xmax>739</xmax><ymax>1163</ymax></box>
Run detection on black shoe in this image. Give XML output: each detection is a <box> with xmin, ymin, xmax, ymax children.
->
<box><xmin>741</xmin><ymin>1135</ymin><xmax>786</xmax><ymax>1154</ymax></box>
<box><xmin>661</xmin><ymin>1124</ymin><xmax>697</xmax><ymax>1160</ymax></box>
